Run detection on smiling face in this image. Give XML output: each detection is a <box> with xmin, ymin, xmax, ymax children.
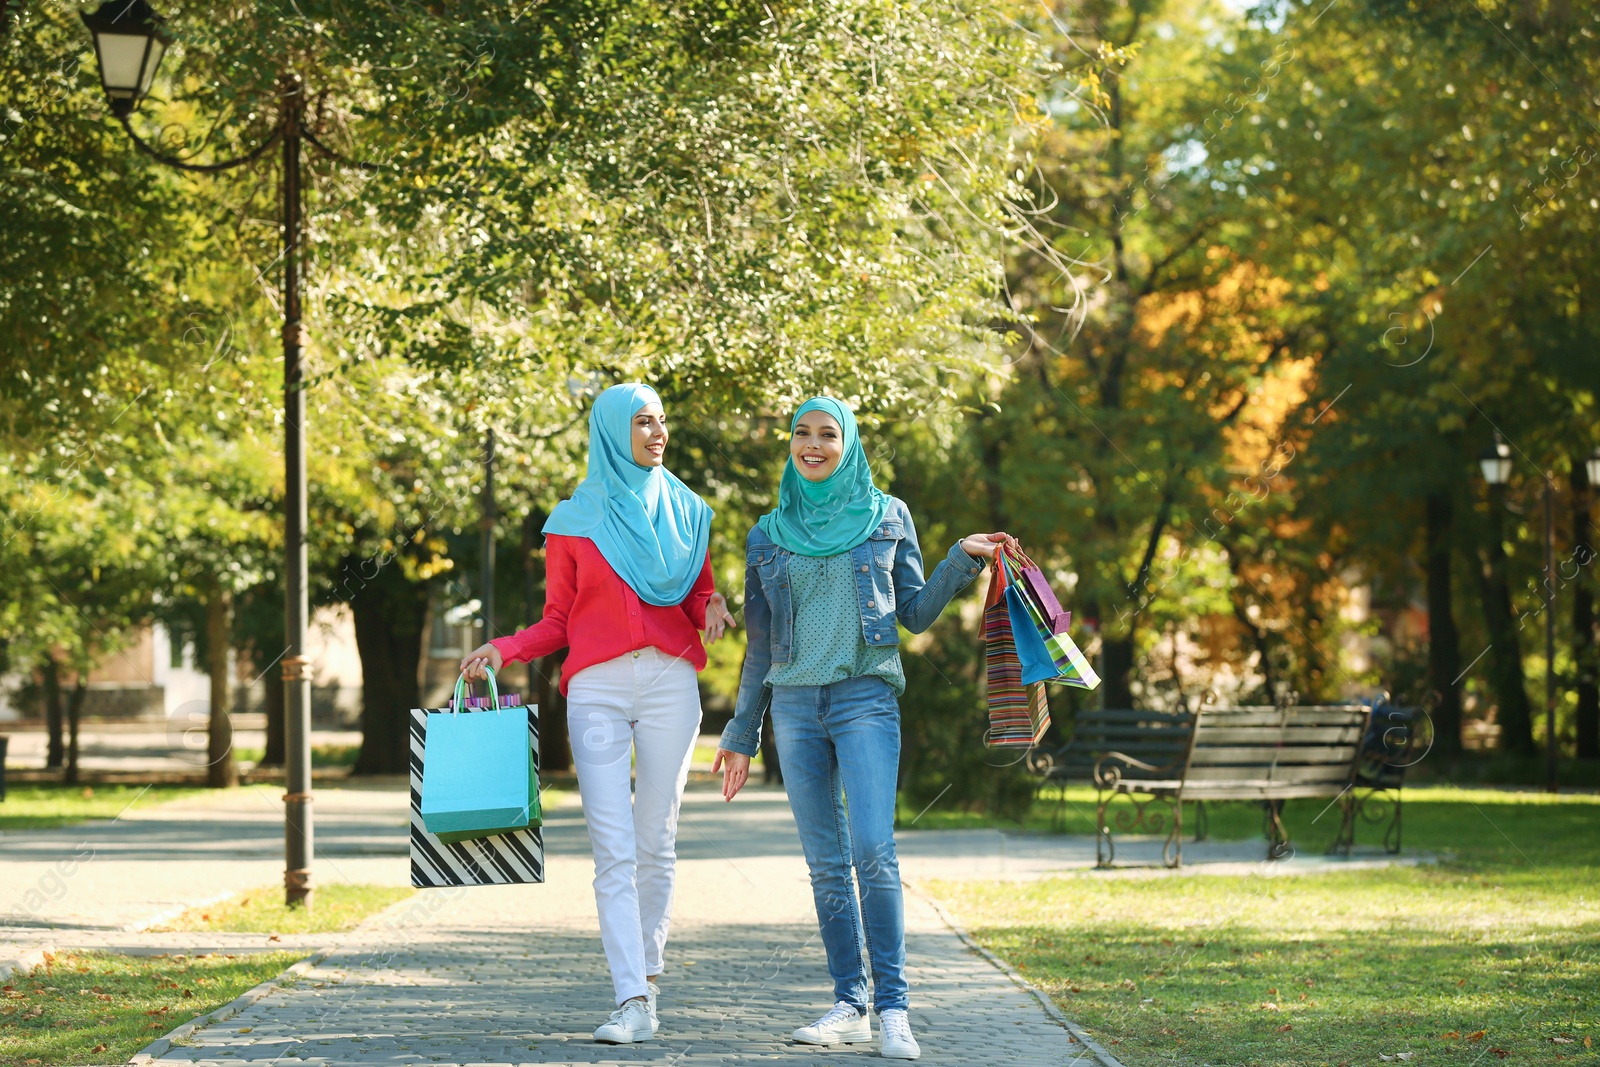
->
<box><xmin>630</xmin><ymin>402</ymin><xmax>668</xmax><ymax>467</ymax></box>
<box><xmin>790</xmin><ymin>410</ymin><xmax>844</xmax><ymax>481</ymax></box>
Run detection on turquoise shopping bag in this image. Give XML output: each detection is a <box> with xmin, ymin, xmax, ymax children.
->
<box><xmin>420</xmin><ymin>669</ymin><xmax>538</xmax><ymax>841</ymax></box>
<box><xmin>1006</xmin><ymin>583</ymin><xmax>1064</xmax><ymax>685</ymax></box>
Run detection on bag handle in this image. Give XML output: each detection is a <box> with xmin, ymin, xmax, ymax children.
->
<box><xmin>984</xmin><ymin>549</ymin><xmax>1011</xmax><ymax>609</ymax></box>
<box><xmin>451</xmin><ymin>665</ymin><xmax>502</xmax><ymax>714</ymax></box>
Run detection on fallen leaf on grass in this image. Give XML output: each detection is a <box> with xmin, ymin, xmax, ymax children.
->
<box><xmin>1260</xmin><ymin>1002</ymin><xmax>1280</xmax><ymax>1011</ymax></box>
<box><xmin>1440</xmin><ymin>1031</ymin><xmax>1461</xmax><ymax>1039</ymax></box>
<box><xmin>1275</xmin><ymin>1024</ymin><xmax>1293</xmax><ymax>1033</ymax></box>
<box><xmin>1467</xmin><ymin>1030</ymin><xmax>1488</xmax><ymax>1042</ymax></box>
<box><xmin>1489</xmin><ymin>1048</ymin><xmax>1510</xmax><ymax>1059</ymax></box>
<box><xmin>1586</xmin><ymin>1036</ymin><xmax>1593</xmax><ymax>1048</ymax></box>
<box><xmin>92</xmin><ymin>1045</ymin><xmax>108</xmax><ymax>1053</ymax></box>
<box><xmin>1552</xmin><ymin>1037</ymin><xmax>1575</xmax><ymax>1044</ymax></box>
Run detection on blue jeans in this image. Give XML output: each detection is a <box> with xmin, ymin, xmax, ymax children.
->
<box><xmin>771</xmin><ymin>675</ymin><xmax>907</xmax><ymax>1014</ymax></box>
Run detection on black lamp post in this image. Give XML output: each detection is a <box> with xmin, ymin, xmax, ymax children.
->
<box><xmin>1477</xmin><ymin>432</ymin><xmax>1563</xmax><ymax>793</ymax></box>
<box><xmin>82</xmin><ymin>0</ymin><xmax>316</xmax><ymax>906</ymax></box>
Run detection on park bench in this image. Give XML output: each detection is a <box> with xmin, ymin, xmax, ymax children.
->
<box><xmin>1027</xmin><ymin>709</ymin><xmax>1196</xmax><ymax>829</ymax></box>
<box><xmin>1328</xmin><ymin>703</ymin><xmax>1423</xmax><ymax>856</ymax></box>
<box><xmin>1093</xmin><ymin>705</ymin><xmax>1368</xmax><ymax>868</ymax></box>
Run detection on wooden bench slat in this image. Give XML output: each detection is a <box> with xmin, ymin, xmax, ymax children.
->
<box><xmin>1183</xmin><ymin>764</ymin><xmax>1351</xmax><ymax>784</ymax></box>
<box><xmin>1191</xmin><ymin>710</ymin><xmax>1285</xmax><ymax>725</ymax></box>
<box><xmin>1177</xmin><ymin>783</ymin><xmax>1349</xmax><ymax>800</ymax></box>
<box><xmin>1190</xmin><ymin>745</ymin><xmax>1366</xmax><ymax>764</ymax></box>
<box><xmin>1195</xmin><ymin>726</ymin><xmax>1363</xmax><ymax>744</ymax></box>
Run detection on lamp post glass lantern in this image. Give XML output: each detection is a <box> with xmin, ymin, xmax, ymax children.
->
<box><xmin>1479</xmin><ymin>435</ymin><xmax>1512</xmax><ymax>487</ymax></box>
<box><xmin>80</xmin><ymin>0</ymin><xmax>171</xmax><ymax>117</ymax></box>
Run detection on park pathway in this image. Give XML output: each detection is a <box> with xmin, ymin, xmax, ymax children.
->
<box><xmin>124</xmin><ymin>785</ymin><xmax>1108</xmax><ymax>1067</ymax></box>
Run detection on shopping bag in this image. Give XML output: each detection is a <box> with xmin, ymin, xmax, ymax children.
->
<box><xmin>1006</xmin><ymin>545</ymin><xmax>1072</xmax><ymax>634</ymax></box>
<box><xmin>420</xmin><ymin>671</ymin><xmax>537</xmax><ymax>839</ymax></box>
<box><xmin>1003</xmin><ymin>555</ymin><xmax>1101</xmax><ymax>691</ymax></box>
<box><xmin>983</xmin><ymin>554</ymin><xmax>1052</xmax><ymax>747</ymax></box>
<box><xmin>1007</xmin><ymin>582</ymin><xmax>1066</xmax><ymax>686</ymax></box>
<box><xmin>410</xmin><ymin>668</ymin><xmax>544</xmax><ymax>888</ymax></box>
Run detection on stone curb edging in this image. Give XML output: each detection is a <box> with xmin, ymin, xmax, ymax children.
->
<box><xmin>906</xmin><ymin>882</ymin><xmax>1128</xmax><ymax>1067</ymax></box>
<box><xmin>127</xmin><ymin>948</ymin><xmax>331</xmax><ymax>1064</ymax></box>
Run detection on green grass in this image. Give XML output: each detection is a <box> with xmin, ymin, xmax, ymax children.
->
<box><xmin>232</xmin><ymin>743</ymin><xmax>359</xmax><ymax>768</ymax></box>
<box><xmin>150</xmin><ymin>883</ymin><xmax>415</xmax><ymax>935</ymax></box>
<box><xmin>0</xmin><ymin>785</ymin><xmax>209</xmax><ymax>832</ymax></box>
<box><xmin>0</xmin><ymin>950</ymin><xmax>304</xmax><ymax>1067</ymax></box>
<box><xmin>928</xmin><ymin>787</ymin><xmax>1600</xmax><ymax>1066</ymax></box>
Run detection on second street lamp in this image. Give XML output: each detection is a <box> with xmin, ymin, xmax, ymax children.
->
<box><xmin>1475</xmin><ymin>431</ymin><xmax>1564</xmax><ymax>793</ymax></box>
<box><xmin>81</xmin><ymin>0</ymin><xmax>325</xmax><ymax>906</ymax></box>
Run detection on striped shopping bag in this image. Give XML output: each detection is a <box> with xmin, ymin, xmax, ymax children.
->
<box><xmin>409</xmin><ymin>674</ymin><xmax>545</xmax><ymax>888</ymax></box>
<box><xmin>983</xmin><ymin>553</ymin><xmax>1052</xmax><ymax>747</ymax></box>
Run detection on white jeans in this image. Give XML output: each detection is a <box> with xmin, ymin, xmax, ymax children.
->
<box><xmin>566</xmin><ymin>646</ymin><xmax>702</xmax><ymax>1006</ymax></box>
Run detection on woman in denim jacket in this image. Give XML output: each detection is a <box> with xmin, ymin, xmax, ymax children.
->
<box><xmin>713</xmin><ymin>396</ymin><xmax>1006</xmax><ymax>1061</ymax></box>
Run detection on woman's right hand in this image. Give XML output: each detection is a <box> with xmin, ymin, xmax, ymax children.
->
<box><xmin>712</xmin><ymin>748</ymin><xmax>752</xmax><ymax>802</ymax></box>
<box><xmin>459</xmin><ymin>643</ymin><xmax>503</xmax><ymax>681</ymax></box>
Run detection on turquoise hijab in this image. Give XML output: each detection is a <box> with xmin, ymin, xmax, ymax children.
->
<box><xmin>544</xmin><ymin>384</ymin><xmax>713</xmax><ymax>606</ymax></box>
<box><xmin>756</xmin><ymin>396</ymin><xmax>890</xmax><ymax>557</ymax></box>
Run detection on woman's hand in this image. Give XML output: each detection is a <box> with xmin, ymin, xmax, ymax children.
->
<box><xmin>703</xmin><ymin>592</ymin><xmax>738</xmax><ymax>645</ymax></box>
<box><xmin>712</xmin><ymin>748</ymin><xmax>752</xmax><ymax>801</ymax></box>
<box><xmin>459</xmin><ymin>643</ymin><xmax>503</xmax><ymax>681</ymax></box>
<box><xmin>960</xmin><ymin>532</ymin><xmax>1012</xmax><ymax>560</ymax></box>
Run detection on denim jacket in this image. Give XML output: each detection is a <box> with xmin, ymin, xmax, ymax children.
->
<box><xmin>718</xmin><ymin>497</ymin><xmax>984</xmax><ymax>757</ymax></box>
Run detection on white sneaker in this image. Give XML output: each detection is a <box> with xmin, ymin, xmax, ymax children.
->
<box><xmin>593</xmin><ymin>998</ymin><xmax>654</xmax><ymax>1043</ymax></box>
<box><xmin>646</xmin><ymin>981</ymin><xmax>660</xmax><ymax>1033</ymax></box>
<box><xmin>879</xmin><ymin>1008</ymin><xmax>921</xmax><ymax>1060</ymax></box>
<box><xmin>793</xmin><ymin>1001</ymin><xmax>873</xmax><ymax>1045</ymax></box>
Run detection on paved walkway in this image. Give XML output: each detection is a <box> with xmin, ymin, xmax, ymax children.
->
<box><xmin>3</xmin><ymin>782</ymin><xmax>1112</xmax><ymax>1065</ymax></box>
<box><xmin>0</xmin><ymin>775</ymin><xmax>1426</xmax><ymax>1065</ymax></box>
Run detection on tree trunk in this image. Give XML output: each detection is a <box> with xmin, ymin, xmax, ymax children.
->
<box><xmin>42</xmin><ymin>659</ymin><xmax>64</xmax><ymax>768</ymax></box>
<box><xmin>517</xmin><ymin>511</ymin><xmax>571</xmax><ymax>774</ymax></box>
<box><xmin>63</xmin><ymin>676</ymin><xmax>87</xmax><ymax>786</ymax></box>
<box><xmin>350</xmin><ymin>561</ymin><xmax>432</xmax><ymax>776</ymax></box>
<box><xmin>261</xmin><ymin>666</ymin><xmax>286</xmax><ymax>767</ymax></box>
<box><xmin>1424</xmin><ymin>491</ymin><xmax>1464</xmax><ymax>754</ymax></box>
<box><xmin>532</xmin><ymin>651</ymin><xmax>571</xmax><ymax>772</ymax></box>
<box><xmin>1477</xmin><ymin>493</ymin><xmax>1536</xmax><ymax>754</ymax></box>
<box><xmin>1100</xmin><ymin>634</ymin><xmax>1136</xmax><ymax>709</ymax></box>
<box><xmin>1573</xmin><ymin>466</ymin><xmax>1599</xmax><ymax>759</ymax></box>
<box><xmin>206</xmin><ymin>590</ymin><xmax>238</xmax><ymax>788</ymax></box>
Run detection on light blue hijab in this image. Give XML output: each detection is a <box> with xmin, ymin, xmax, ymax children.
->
<box><xmin>544</xmin><ymin>384</ymin><xmax>713</xmax><ymax>606</ymax></box>
<box><xmin>756</xmin><ymin>396</ymin><xmax>890</xmax><ymax>557</ymax></box>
